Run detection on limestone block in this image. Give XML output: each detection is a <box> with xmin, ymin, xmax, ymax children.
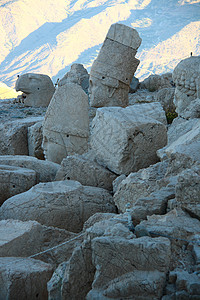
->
<box><xmin>158</xmin><ymin>119</ymin><xmax>200</xmax><ymax>163</ymax></box>
<box><xmin>179</xmin><ymin>97</ymin><xmax>200</xmax><ymax>119</ymax></box>
<box><xmin>140</xmin><ymin>73</ymin><xmax>173</xmax><ymax>92</ymax></box>
<box><xmin>91</xmin><ymin>105</ymin><xmax>167</xmax><ymax>175</ymax></box>
<box><xmin>139</xmin><ymin>209</ymin><xmax>200</xmax><ymax>270</ymax></box>
<box><xmin>156</xmin><ymin>87</ymin><xmax>175</xmax><ymax>112</ymax></box>
<box><xmin>58</xmin><ymin>63</ymin><xmax>89</xmax><ymax>94</ymax></box>
<box><xmin>0</xmin><ymin>155</ymin><xmax>59</xmax><ymax>183</ymax></box>
<box><xmin>89</xmin><ymin>23</ymin><xmax>141</xmax><ymax>108</ymax></box>
<box><xmin>0</xmin><ymin>219</ymin><xmax>82</xmax><ymax>268</ymax></box>
<box><xmin>28</xmin><ymin>121</ymin><xmax>44</xmax><ymax>159</ymax></box>
<box><xmin>0</xmin><ymin>165</ymin><xmax>36</xmax><ymax>205</ymax></box>
<box><xmin>55</xmin><ymin>153</ymin><xmax>117</xmax><ymax>191</ymax></box>
<box><xmin>87</xmin><ymin>236</ymin><xmax>170</xmax><ymax>299</ymax></box>
<box><xmin>175</xmin><ymin>270</ymin><xmax>200</xmax><ymax>296</ymax></box>
<box><xmin>0</xmin><ymin>117</ymin><xmax>43</xmax><ymax>155</ymax></box>
<box><xmin>172</xmin><ymin>56</ymin><xmax>200</xmax><ymax>115</ymax></box>
<box><xmin>113</xmin><ymin>160</ymin><xmax>175</xmax><ymax>221</ymax></box>
<box><xmin>0</xmin><ymin>257</ymin><xmax>53</xmax><ymax>300</ymax></box>
<box><xmin>87</xmin><ymin>271</ymin><xmax>166</xmax><ymax>300</ymax></box>
<box><xmin>0</xmin><ymin>181</ymin><xmax>116</xmax><ymax>232</ymax></box>
<box><xmin>59</xmin><ymin>240</ymin><xmax>95</xmax><ymax>300</ymax></box>
<box><xmin>42</xmin><ymin>83</ymin><xmax>89</xmax><ymax>164</ymax></box>
<box><xmin>15</xmin><ymin>73</ymin><xmax>55</xmax><ymax>107</ymax></box>
<box><xmin>167</xmin><ymin>117</ymin><xmax>199</xmax><ymax>146</ymax></box>
<box><xmin>176</xmin><ymin>168</ymin><xmax>200</xmax><ymax>219</ymax></box>
<box><xmin>129</xmin><ymin>76</ymin><xmax>139</xmax><ymax>93</ymax></box>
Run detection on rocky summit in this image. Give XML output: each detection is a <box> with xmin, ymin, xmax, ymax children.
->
<box><xmin>0</xmin><ymin>24</ymin><xmax>200</xmax><ymax>300</ymax></box>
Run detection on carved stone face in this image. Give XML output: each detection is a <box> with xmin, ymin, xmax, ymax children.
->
<box><xmin>89</xmin><ymin>75</ymin><xmax>129</xmax><ymax>108</ymax></box>
<box><xmin>172</xmin><ymin>56</ymin><xmax>200</xmax><ymax>115</ymax></box>
<box><xmin>15</xmin><ymin>73</ymin><xmax>55</xmax><ymax>107</ymax></box>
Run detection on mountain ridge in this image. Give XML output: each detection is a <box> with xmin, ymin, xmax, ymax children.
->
<box><xmin>0</xmin><ymin>0</ymin><xmax>199</xmax><ymax>91</ymax></box>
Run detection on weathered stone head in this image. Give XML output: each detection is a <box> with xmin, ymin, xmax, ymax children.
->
<box><xmin>42</xmin><ymin>83</ymin><xmax>89</xmax><ymax>164</ymax></box>
<box><xmin>15</xmin><ymin>73</ymin><xmax>55</xmax><ymax>107</ymax></box>
<box><xmin>58</xmin><ymin>64</ymin><xmax>89</xmax><ymax>94</ymax></box>
<box><xmin>89</xmin><ymin>23</ymin><xmax>142</xmax><ymax>108</ymax></box>
<box><xmin>172</xmin><ymin>56</ymin><xmax>200</xmax><ymax>115</ymax></box>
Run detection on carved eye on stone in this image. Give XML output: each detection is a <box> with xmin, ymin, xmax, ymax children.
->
<box><xmin>38</xmin><ymin>88</ymin><xmax>40</xmax><ymax>90</ymax></box>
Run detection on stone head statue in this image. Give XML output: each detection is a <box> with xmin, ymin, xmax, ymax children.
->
<box><xmin>15</xmin><ymin>73</ymin><xmax>55</xmax><ymax>107</ymax></box>
<box><xmin>89</xmin><ymin>23</ymin><xmax>142</xmax><ymax>108</ymax></box>
<box><xmin>172</xmin><ymin>56</ymin><xmax>200</xmax><ymax>115</ymax></box>
<box><xmin>58</xmin><ymin>64</ymin><xmax>89</xmax><ymax>93</ymax></box>
<box><xmin>42</xmin><ymin>83</ymin><xmax>89</xmax><ymax>164</ymax></box>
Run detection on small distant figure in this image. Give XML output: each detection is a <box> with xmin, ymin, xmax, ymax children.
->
<box><xmin>191</xmin><ymin>52</ymin><xmax>193</xmax><ymax>56</ymax></box>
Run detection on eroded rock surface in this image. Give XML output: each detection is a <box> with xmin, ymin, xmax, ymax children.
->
<box><xmin>0</xmin><ymin>180</ymin><xmax>116</xmax><ymax>232</ymax></box>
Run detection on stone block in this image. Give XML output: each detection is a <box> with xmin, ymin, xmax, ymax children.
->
<box><xmin>0</xmin><ymin>219</ymin><xmax>82</xmax><ymax>267</ymax></box>
<box><xmin>0</xmin><ymin>155</ymin><xmax>59</xmax><ymax>183</ymax></box>
<box><xmin>0</xmin><ymin>181</ymin><xmax>116</xmax><ymax>232</ymax></box>
<box><xmin>91</xmin><ymin>104</ymin><xmax>167</xmax><ymax>175</ymax></box>
<box><xmin>0</xmin><ymin>117</ymin><xmax>43</xmax><ymax>155</ymax></box>
<box><xmin>0</xmin><ymin>165</ymin><xmax>36</xmax><ymax>205</ymax></box>
<box><xmin>55</xmin><ymin>152</ymin><xmax>117</xmax><ymax>190</ymax></box>
<box><xmin>28</xmin><ymin>121</ymin><xmax>44</xmax><ymax>159</ymax></box>
<box><xmin>0</xmin><ymin>257</ymin><xmax>53</xmax><ymax>300</ymax></box>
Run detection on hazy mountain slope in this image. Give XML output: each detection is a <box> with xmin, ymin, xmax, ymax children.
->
<box><xmin>0</xmin><ymin>0</ymin><xmax>199</xmax><ymax>90</ymax></box>
<box><xmin>136</xmin><ymin>21</ymin><xmax>200</xmax><ymax>80</ymax></box>
<box><xmin>0</xmin><ymin>82</ymin><xmax>19</xmax><ymax>99</ymax></box>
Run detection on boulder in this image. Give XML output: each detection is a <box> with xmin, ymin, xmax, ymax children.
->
<box><xmin>0</xmin><ymin>180</ymin><xmax>116</xmax><ymax>232</ymax></box>
<box><xmin>0</xmin><ymin>117</ymin><xmax>43</xmax><ymax>155</ymax></box>
<box><xmin>55</xmin><ymin>152</ymin><xmax>117</xmax><ymax>191</ymax></box>
<box><xmin>179</xmin><ymin>97</ymin><xmax>200</xmax><ymax>119</ymax></box>
<box><xmin>58</xmin><ymin>63</ymin><xmax>89</xmax><ymax>94</ymax></box>
<box><xmin>42</xmin><ymin>83</ymin><xmax>89</xmax><ymax>164</ymax></box>
<box><xmin>0</xmin><ymin>257</ymin><xmax>53</xmax><ymax>300</ymax></box>
<box><xmin>28</xmin><ymin>121</ymin><xmax>44</xmax><ymax>159</ymax></box>
<box><xmin>113</xmin><ymin>160</ymin><xmax>176</xmax><ymax>222</ymax></box>
<box><xmin>0</xmin><ymin>165</ymin><xmax>36</xmax><ymax>205</ymax></box>
<box><xmin>91</xmin><ymin>104</ymin><xmax>167</xmax><ymax>175</ymax></box>
<box><xmin>0</xmin><ymin>219</ymin><xmax>83</xmax><ymax>268</ymax></box>
<box><xmin>87</xmin><ymin>236</ymin><xmax>171</xmax><ymax>299</ymax></box>
<box><xmin>129</xmin><ymin>76</ymin><xmax>139</xmax><ymax>93</ymax></box>
<box><xmin>89</xmin><ymin>23</ymin><xmax>141</xmax><ymax>108</ymax></box>
<box><xmin>140</xmin><ymin>73</ymin><xmax>173</xmax><ymax>92</ymax></box>
<box><xmin>156</xmin><ymin>87</ymin><xmax>175</xmax><ymax>112</ymax></box>
<box><xmin>139</xmin><ymin>208</ymin><xmax>200</xmax><ymax>271</ymax></box>
<box><xmin>0</xmin><ymin>155</ymin><xmax>59</xmax><ymax>183</ymax></box>
<box><xmin>158</xmin><ymin>118</ymin><xmax>200</xmax><ymax>163</ymax></box>
<box><xmin>176</xmin><ymin>168</ymin><xmax>200</xmax><ymax>219</ymax></box>
<box><xmin>15</xmin><ymin>73</ymin><xmax>55</xmax><ymax>107</ymax></box>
